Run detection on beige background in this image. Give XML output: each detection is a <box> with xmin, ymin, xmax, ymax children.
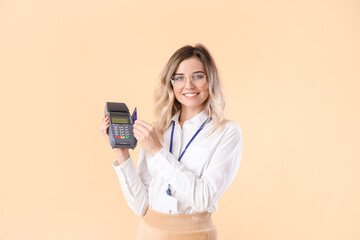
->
<box><xmin>1</xmin><ymin>0</ymin><xmax>360</xmax><ymax>239</ymax></box>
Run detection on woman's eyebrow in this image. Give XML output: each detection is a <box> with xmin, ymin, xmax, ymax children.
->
<box><xmin>174</xmin><ymin>71</ymin><xmax>205</xmax><ymax>75</ymax></box>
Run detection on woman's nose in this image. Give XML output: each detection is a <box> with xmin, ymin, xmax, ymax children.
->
<box><xmin>184</xmin><ymin>76</ymin><xmax>196</xmax><ymax>88</ymax></box>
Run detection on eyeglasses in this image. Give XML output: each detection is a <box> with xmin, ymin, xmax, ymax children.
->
<box><xmin>170</xmin><ymin>72</ymin><xmax>207</xmax><ymax>88</ymax></box>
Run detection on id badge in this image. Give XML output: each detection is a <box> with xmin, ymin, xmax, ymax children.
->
<box><xmin>158</xmin><ymin>192</ymin><xmax>177</xmax><ymax>213</ymax></box>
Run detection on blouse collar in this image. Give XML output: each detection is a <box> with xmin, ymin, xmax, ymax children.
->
<box><xmin>170</xmin><ymin>109</ymin><xmax>209</xmax><ymax>128</ymax></box>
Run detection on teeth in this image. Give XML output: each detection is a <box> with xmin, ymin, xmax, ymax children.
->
<box><xmin>184</xmin><ymin>93</ymin><xmax>198</xmax><ymax>97</ymax></box>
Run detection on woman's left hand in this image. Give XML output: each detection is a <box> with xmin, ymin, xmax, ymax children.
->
<box><xmin>133</xmin><ymin>120</ymin><xmax>163</xmax><ymax>156</ymax></box>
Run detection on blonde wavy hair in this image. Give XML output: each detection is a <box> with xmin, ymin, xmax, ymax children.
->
<box><xmin>154</xmin><ymin>43</ymin><xmax>226</xmax><ymax>138</ymax></box>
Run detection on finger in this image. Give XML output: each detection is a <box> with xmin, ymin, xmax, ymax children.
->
<box><xmin>101</xmin><ymin>116</ymin><xmax>106</xmax><ymax>124</ymax></box>
<box><xmin>133</xmin><ymin>125</ymin><xmax>146</xmax><ymax>137</ymax></box>
<box><xmin>134</xmin><ymin>122</ymin><xmax>150</xmax><ymax>134</ymax></box>
<box><xmin>134</xmin><ymin>120</ymin><xmax>153</xmax><ymax>130</ymax></box>
<box><xmin>101</xmin><ymin>117</ymin><xmax>109</xmax><ymax>129</ymax></box>
<box><xmin>101</xmin><ymin>122</ymin><xmax>109</xmax><ymax>136</ymax></box>
<box><xmin>102</xmin><ymin>117</ymin><xmax>107</xmax><ymax>123</ymax></box>
<box><xmin>133</xmin><ymin>127</ymin><xmax>144</xmax><ymax>140</ymax></box>
<box><xmin>101</xmin><ymin>119</ymin><xmax>109</xmax><ymax>128</ymax></box>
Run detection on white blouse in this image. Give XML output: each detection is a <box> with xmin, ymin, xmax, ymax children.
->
<box><xmin>112</xmin><ymin>110</ymin><xmax>242</xmax><ymax>216</ymax></box>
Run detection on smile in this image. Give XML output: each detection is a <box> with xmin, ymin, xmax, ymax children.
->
<box><xmin>183</xmin><ymin>93</ymin><xmax>199</xmax><ymax>97</ymax></box>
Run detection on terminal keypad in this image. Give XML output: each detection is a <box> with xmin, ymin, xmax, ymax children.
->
<box><xmin>113</xmin><ymin>124</ymin><xmax>131</xmax><ymax>139</ymax></box>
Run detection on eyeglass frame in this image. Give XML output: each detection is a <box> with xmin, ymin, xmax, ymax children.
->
<box><xmin>170</xmin><ymin>72</ymin><xmax>207</xmax><ymax>87</ymax></box>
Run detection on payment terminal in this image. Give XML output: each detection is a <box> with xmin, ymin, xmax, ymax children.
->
<box><xmin>104</xmin><ymin>102</ymin><xmax>137</xmax><ymax>149</ymax></box>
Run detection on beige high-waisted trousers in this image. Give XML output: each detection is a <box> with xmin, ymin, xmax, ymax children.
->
<box><xmin>137</xmin><ymin>208</ymin><xmax>218</xmax><ymax>240</ymax></box>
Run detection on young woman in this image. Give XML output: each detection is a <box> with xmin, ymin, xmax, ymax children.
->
<box><xmin>101</xmin><ymin>44</ymin><xmax>242</xmax><ymax>240</ymax></box>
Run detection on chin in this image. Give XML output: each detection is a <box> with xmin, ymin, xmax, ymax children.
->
<box><xmin>180</xmin><ymin>100</ymin><xmax>206</xmax><ymax>110</ymax></box>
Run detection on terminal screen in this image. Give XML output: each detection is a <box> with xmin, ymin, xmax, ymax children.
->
<box><xmin>112</xmin><ymin>117</ymin><xmax>130</xmax><ymax>124</ymax></box>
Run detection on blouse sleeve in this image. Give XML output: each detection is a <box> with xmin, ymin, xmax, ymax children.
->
<box><xmin>149</xmin><ymin>122</ymin><xmax>242</xmax><ymax>212</ymax></box>
<box><xmin>112</xmin><ymin>147</ymin><xmax>151</xmax><ymax>216</ymax></box>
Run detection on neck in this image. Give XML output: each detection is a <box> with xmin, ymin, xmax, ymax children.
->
<box><xmin>179</xmin><ymin>105</ymin><xmax>204</xmax><ymax>126</ymax></box>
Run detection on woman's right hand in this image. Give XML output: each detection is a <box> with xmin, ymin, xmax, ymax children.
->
<box><xmin>101</xmin><ymin>114</ymin><xmax>130</xmax><ymax>164</ymax></box>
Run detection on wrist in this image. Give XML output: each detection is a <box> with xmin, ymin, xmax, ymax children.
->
<box><xmin>150</xmin><ymin>145</ymin><xmax>163</xmax><ymax>156</ymax></box>
<box><xmin>115</xmin><ymin>152</ymin><xmax>130</xmax><ymax>164</ymax></box>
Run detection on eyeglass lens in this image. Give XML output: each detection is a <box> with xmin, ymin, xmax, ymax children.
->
<box><xmin>171</xmin><ymin>73</ymin><xmax>206</xmax><ymax>87</ymax></box>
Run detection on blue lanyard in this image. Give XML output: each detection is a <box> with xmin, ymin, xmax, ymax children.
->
<box><xmin>166</xmin><ymin>117</ymin><xmax>209</xmax><ymax>196</ymax></box>
<box><xmin>169</xmin><ymin>118</ymin><xmax>209</xmax><ymax>161</ymax></box>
